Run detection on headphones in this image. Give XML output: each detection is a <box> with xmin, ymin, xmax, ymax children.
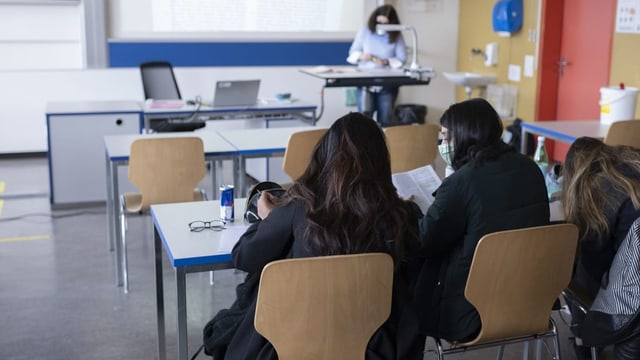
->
<box><xmin>244</xmin><ymin>181</ymin><xmax>286</xmax><ymax>223</ymax></box>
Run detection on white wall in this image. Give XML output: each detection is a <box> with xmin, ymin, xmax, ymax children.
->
<box><xmin>0</xmin><ymin>0</ymin><xmax>460</xmax><ymax>154</ymax></box>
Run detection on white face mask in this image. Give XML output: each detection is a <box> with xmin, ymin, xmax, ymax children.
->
<box><xmin>438</xmin><ymin>142</ymin><xmax>454</xmax><ymax>166</ymax></box>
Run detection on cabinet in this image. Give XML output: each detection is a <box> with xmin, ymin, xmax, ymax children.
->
<box><xmin>47</xmin><ymin>101</ymin><xmax>141</xmax><ymax>205</ymax></box>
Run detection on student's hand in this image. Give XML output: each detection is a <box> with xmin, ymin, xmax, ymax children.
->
<box><xmin>257</xmin><ymin>192</ymin><xmax>276</xmax><ymax>219</ymax></box>
<box><xmin>360</xmin><ymin>53</ymin><xmax>373</xmax><ymax>61</ymax></box>
<box><xmin>371</xmin><ymin>56</ymin><xmax>388</xmax><ymax>66</ymax></box>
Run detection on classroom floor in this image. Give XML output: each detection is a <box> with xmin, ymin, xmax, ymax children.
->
<box><xmin>0</xmin><ymin>155</ymin><xmax>607</xmax><ymax>360</ymax></box>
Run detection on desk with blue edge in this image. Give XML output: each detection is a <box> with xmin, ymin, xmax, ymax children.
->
<box><xmin>151</xmin><ymin>199</ymin><xmax>249</xmax><ymax>360</ymax></box>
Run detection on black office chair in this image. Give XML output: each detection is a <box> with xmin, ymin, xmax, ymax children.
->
<box><xmin>139</xmin><ymin>61</ymin><xmax>206</xmax><ymax>132</ymax></box>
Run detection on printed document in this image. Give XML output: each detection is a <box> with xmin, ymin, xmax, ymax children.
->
<box><xmin>392</xmin><ymin>165</ymin><xmax>442</xmax><ymax>214</ymax></box>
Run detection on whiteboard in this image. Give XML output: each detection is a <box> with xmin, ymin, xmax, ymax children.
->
<box><xmin>110</xmin><ymin>0</ymin><xmax>365</xmax><ymax>40</ymax></box>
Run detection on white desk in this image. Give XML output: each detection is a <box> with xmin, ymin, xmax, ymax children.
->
<box><xmin>46</xmin><ymin>101</ymin><xmax>142</xmax><ymax>205</ymax></box>
<box><xmin>141</xmin><ymin>101</ymin><xmax>318</xmax><ymax>132</ymax></box>
<box><xmin>217</xmin><ymin>126</ymin><xmax>318</xmax><ymax>196</ymax></box>
<box><xmin>46</xmin><ymin>100</ymin><xmax>317</xmax><ymax>206</ymax></box>
<box><xmin>151</xmin><ymin>199</ymin><xmax>249</xmax><ymax>360</ymax></box>
<box><xmin>103</xmin><ymin>132</ymin><xmax>238</xmax><ymax>288</ymax></box>
<box><xmin>520</xmin><ymin>120</ymin><xmax>608</xmax><ymax>154</ymax></box>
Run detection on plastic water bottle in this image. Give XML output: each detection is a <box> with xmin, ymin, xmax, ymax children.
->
<box><xmin>533</xmin><ymin>136</ymin><xmax>549</xmax><ymax>176</ymax></box>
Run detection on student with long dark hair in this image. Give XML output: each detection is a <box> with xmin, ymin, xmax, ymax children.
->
<box><xmin>204</xmin><ymin>112</ymin><xmax>424</xmax><ymax>359</ymax></box>
<box><xmin>415</xmin><ymin>98</ymin><xmax>550</xmax><ymax>341</ymax></box>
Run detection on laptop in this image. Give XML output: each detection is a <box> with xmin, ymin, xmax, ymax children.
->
<box><xmin>213</xmin><ymin>79</ymin><xmax>261</xmax><ymax>107</ymax></box>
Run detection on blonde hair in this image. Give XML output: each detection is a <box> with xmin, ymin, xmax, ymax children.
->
<box><xmin>562</xmin><ymin>137</ymin><xmax>640</xmax><ymax>240</ymax></box>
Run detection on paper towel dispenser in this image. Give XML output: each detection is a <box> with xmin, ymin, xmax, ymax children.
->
<box><xmin>492</xmin><ymin>0</ymin><xmax>523</xmax><ymax>36</ymax></box>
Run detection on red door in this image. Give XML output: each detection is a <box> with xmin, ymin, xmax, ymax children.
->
<box><xmin>537</xmin><ymin>0</ymin><xmax>615</xmax><ymax>161</ymax></box>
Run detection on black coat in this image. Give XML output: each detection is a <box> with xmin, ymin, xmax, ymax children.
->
<box><xmin>416</xmin><ymin>150</ymin><xmax>550</xmax><ymax>341</ymax></box>
<box><xmin>209</xmin><ymin>199</ymin><xmax>425</xmax><ymax>360</ymax></box>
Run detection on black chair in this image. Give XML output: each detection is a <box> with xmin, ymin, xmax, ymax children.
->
<box><xmin>139</xmin><ymin>61</ymin><xmax>206</xmax><ymax>132</ymax></box>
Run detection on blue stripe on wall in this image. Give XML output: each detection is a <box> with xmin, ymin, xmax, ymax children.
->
<box><xmin>108</xmin><ymin>41</ymin><xmax>351</xmax><ymax>67</ymax></box>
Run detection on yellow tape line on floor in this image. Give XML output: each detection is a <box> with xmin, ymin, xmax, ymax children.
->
<box><xmin>0</xmin><ymin>235</ymin><xmax>50</xmax><ymax>243</ymax></box>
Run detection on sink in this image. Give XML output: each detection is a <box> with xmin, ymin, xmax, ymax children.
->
<box><xmin>443</xmin><ymin>72</ymin><xmax>497</xmax><ymax>88</ymax></box>
<box><xmin>443</xmin><ymin>72</ymin><xmax>497</xmax><ymax>99</ymax></box>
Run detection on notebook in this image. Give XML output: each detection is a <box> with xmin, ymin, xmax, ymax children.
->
<box><xmin>213</xmin><ymin>80</ymin><xmax>261</xmax><ymax>107</ymax></box>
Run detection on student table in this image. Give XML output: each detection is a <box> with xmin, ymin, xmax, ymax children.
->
<box><xmin>520</xmin><ymin>120</ymin><xmax>608</xmax><ymax>154</ymax></box>
<box><xmin>103</xmin><ymin>132</ymin><xmax>238</xmax><ymax>288</ymax></box>
<box><xmin>151</xmin><ymin>199</ymin><xmax>249</xmax><ymax>360</ymax></box>
<box><xmin>104</xmin><ymin>126</ymin><xmax>316</xmax><ymax>288</ymax></box>
<box><xmin>216</xmin><ymin>126</ymin><xmax>319</xmax><ymax>195</ymax></box>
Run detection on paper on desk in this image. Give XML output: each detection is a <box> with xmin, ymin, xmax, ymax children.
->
<box><xmin>149</xmin><ymin>100</ymin><xmax>184</xmax><ymax>109</ymax></box>
<box><xmin>392</xmin><ymin>165</ymin><xmax>442</xmax><ymax>214</ymax></box>
<box><xmin>217</xmin><ymin>224</ymin><xmax>250</xmax><ymax>254</ymax></box>
<box><xmin>307</xmin><ymin>66</ymin><xmax>358</xmax><ymax>74</ymax></box>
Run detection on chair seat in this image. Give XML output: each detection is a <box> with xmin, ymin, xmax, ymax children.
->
<box><xmin>123</xmin><ymin>188</ymin><xmax>205</xmax><ymax>213</ymax></box>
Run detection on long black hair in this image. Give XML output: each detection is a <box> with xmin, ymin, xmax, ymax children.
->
<box><xmin>440</xmin><ymin>98</ymin><xmax>513</xmax><ymax>170</ymax></box>
<box><xmin>288</xmin><ymin>112</ymin><xmax>417</xmax><ymax>262</ymax></box>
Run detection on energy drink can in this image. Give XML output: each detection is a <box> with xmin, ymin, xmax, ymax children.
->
<box><xmin>219</xmin><ymin>185</ymin><xmax>235</xmax><ymax>222</ymax></box>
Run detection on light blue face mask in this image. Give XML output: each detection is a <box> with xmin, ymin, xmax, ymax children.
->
<box><xmin>438</xmin><ymin>142</ymin><xmax>454</xmax><ymax>166</ymax></box>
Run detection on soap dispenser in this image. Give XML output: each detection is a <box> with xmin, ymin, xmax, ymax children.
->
<box><xmin>484</xmin><ymin>42</ymin><xmax>498</xmax><ymax>67</ymax></box>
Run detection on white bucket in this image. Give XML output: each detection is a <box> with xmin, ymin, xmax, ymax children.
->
<box><xmin>600</xmin><ymin>86</ymin><xmax>639</xmax><ymax>125</ymax></box>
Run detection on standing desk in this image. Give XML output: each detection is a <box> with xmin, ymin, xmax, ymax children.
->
<box><xmin>103</xmin><ymin>132</ymin><xmax>238</xmax><ymax>288</ymax></box>
<box><xmin>299</xmin><ymin>66</ymin><xmax>435</xmax><ymax>87</ymax></box>
<box><xmin>151</xmin><ymin>199</ymin><xmax>249</xmax><ymax>360</ymax></box>
<box><xmin>141</xmin><ymin>101</ymin><xmax>318</xmax><ymax>132</ymax></box>
<box><xmin>217</xmin><ymin>126</ymin><xmax>318</xmax><ymax>196</ymax></box>
<box><xmin>520</xmin><ymin>120</ymin><xmax>608</xmax><ymax>154</ymax></box>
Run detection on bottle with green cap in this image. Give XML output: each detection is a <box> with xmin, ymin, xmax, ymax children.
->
<box><xmin>533</xmin><ymin>136</ymin><xmax>549</xmax><ymax>176</ymax></box>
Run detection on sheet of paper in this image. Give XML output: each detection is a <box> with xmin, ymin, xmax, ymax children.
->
<box><xmin>217</xmin><ymin>224</ymin><xmax>250</xmax><ymax>254</ymax></box>
<box><xmin>392</xmin><ymin>165</ymin><xmax>442</xmax><ymax>213</ymax></box>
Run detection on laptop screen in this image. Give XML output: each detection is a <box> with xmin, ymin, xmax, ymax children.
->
<box><xmin>213</xmin><ymin>80</ymin><xmax>260</xmax><ymax>107</ymax></box>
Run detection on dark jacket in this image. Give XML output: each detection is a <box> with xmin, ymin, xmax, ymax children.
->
<box><xmin>212</xmin><ymin>199</ymin><xmax>425</xmax><ymax>360</ymax></box>
<box><xmin>416</xmin><ymin>150</ymin><xmax>550</xmax><ymax>341</ymax></box>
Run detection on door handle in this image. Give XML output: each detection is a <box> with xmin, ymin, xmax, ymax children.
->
<box><xmin>557</xmin><ymin>56</ymin><xmax>572</xmax><ymax>77</ymax></box>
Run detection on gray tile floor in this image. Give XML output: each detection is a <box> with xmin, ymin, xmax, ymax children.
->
<box><xmin>0</xmin><ymin>156</ymin><xmax>605</xmax><ymax>360</ymax></box>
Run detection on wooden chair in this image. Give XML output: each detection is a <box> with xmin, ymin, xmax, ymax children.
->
<box><xmin>281</xmin><ymin>128</ymin><xmax>327</xmax><ymax>182</ymax></box>
<box><xmin>603</xmin><ymin>119</ymin><xmax>640</xmax><ymax>148</ymax></box>
<box><xmin>254</xmin><ymin>253</ymin><xmax>394</xmax><ymax>360</ymax></box>
<box><xmin>119</xmin><ymin>137</ymin><xmax>207</xmax><ymax>293</ymax></box>
<box><xmin>384</xmin><ymin>123</ymin><xmax>440</xmax><ymax>173</ymax></box>
<box><xmin>431</xmin><ymin>223</ymin><xmax>579</xmax><ymax>359</ymax></box>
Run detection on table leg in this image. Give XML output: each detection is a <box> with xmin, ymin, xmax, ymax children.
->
<box><xmin>216</xmin><ymin>160</ymin><xmax>224</xmax><ymax>198</ymax></box>
<box><xmin>234</xmin><ymin>155</ymin><xmax>246</xmax><ymax>198</ymax></box>
<box><xmin>154</xmin><ymin>226</ymin><xmax>167</xmax><ymax>360</ymax></box>
<box><xmin>111</xmin><ymin>161</ymin><xmax>123</xmax><ymax>287</ymax></box>
<box><xmin>521</xmin><ymin>127</ymin><xmax>530</xmax><ymax>154</ymax></box>
<box><xmin>176</xmin><ymin>266</ymin><xmax>188</xmax><ymax>360</ymax></box>
<box><xmin>105</xmin><ymin>152</ymin><xmax>114</xmax><ymax>251</ymax></box>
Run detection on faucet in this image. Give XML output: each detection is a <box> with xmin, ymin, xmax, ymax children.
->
<box><xmin>470</xmin><ymin>48</ymin><xmax>484</xmax><ymax>61</ymax></box>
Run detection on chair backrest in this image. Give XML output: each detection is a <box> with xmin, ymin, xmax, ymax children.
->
<box><xmin>128</xmin><ymin>137</ymin><xmax>205</xmax><ymax>209</ymax></box>
<box><xmin>463</xmin><ymin>223</ymin><xmax>578</xmax><ymax>345</ymax></box>
<box><xmin>384</xmin><ymin>123</ymin><xmax>440</xmax><ymax>173</ymax></box>
<box><xmin>139</xmin><ymin>61</ymin><xmax>182</xmax><ymax>100</ymax></box>
<box><xmin>282</xmin><ymin>128</ymin><xmax>328</xmax><ymax>181</ymax></box>
<box><xmin>603</xmin><ymin>119</ymin><xmax>640</xmax><ymax>148</ymax></box>
<box><xmin>254</xmin><ymin>253</ymin><xmax>394</xmax><ymax>360</ymax></box>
